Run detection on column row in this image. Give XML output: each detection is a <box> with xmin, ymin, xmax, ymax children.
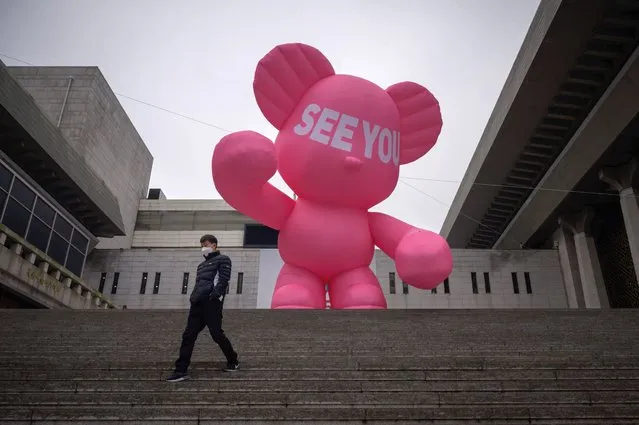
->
<box><xmin>555</xmin><ymin>159</ymin><xmax>638</xmax><ymax>309</ymax></box>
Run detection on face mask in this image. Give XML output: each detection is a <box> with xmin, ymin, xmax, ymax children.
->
<box><xmin>201</xmin><ymin>247</ymin><xmax>213</xmax><ymax>257</ymax></box>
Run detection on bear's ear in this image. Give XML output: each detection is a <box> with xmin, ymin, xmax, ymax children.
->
<box><xmin>386</xmin><ymin>82</ymin><xmax>442</xmax><ymax>165</ymax></box>
<box><xmin>253</xmin><ymin>43</ymin><xmax>335</xmax><ymax>130</ymax></box>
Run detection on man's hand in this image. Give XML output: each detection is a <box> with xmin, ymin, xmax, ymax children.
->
<box><xmin>209</xmin><ymin>290</ymin><xmax>224</xmax><ymax>302</ymax></box>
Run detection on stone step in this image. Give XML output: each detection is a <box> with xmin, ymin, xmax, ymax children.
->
<box><xmin>0</xmin><ymin>329</ymin><xmax>631</xmax><ymax>337</ymax></box>
<box><xmin>3</xmin><ymin>405</ymin><xmax>639</xmax><ymax>422</ymax></box>
<box><xmin>3</xmin><ymin>328</ymin><xmax>628</xmax><ymax>335</ymax></box>
<box><xmin>4</xmin><ymin>344</ymin><xmax>631</xmax><ymax>354</ymax></box>
<box><xmin>3</xmin><ymin>367</ymin><xmax>629</xmax><ymax>381</ymax></box>
<box><xmin>1</xmin><ymin>420</ymin><xmax>638</xmax><ymax>425</ymax></box>
<box><xmin>2</xmin><ymin>356</ymin><xmax>639</xmax><ymax>371</ymax></box>
<box><xmin>1</xmin><ymin>334</ymin><xmax>616</xmax><ymax>342</ymax></box>
<box><xmin>2</xmin><ymin>367</ymin><xmax>639</xmax><ymax>381</ymax></box>
<box><xmin>3</xmin><ymin>310</ymin><xmax>639</xmax><ymax>423</ymax></box>
<box><xmin>1</xmin><ymin>310</ymin><xmax>637</xmax><ymax>329</ymax></box>
<box><xmin>2</xmin><ymin>347</ymin><xmax>633</xmax><ymax>358</ymax></box>
<box><xmin>1</xmin><ymin>378</ymin><xmax>638</xmax><ymax>393</ymax></box>
<box><xmin>3</xmin><ymin>347</ymin><xmax>624</xmax><ymax>355</ymax></box>
<box><xmin>2</xmin><ymin>324</ymin><xmax>626</xmax><ymax>332</ymax></box>
<box><xmin>3</xmin><ymin>389</ymin><xmax>639</xmax><ymax>406</ymax></box>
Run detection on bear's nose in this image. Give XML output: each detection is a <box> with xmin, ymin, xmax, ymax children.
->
<box><xmin>344</xmin><ymin>156</ymin><xmax>362</xmax><ymax>171</ymax></box>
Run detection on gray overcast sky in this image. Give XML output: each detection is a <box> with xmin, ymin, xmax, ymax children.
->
<box><xmin>0</xmin><ymin>0</ymin><xmax>540</xmax><ymax>233</ymax></box>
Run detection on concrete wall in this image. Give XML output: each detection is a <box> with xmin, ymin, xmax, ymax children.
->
<box><xmin>84</xmin><ymin>245</ymin><xmax>567</xmax><ymax>310</ymax></box>
<box><xmin>84</xmin><ymin>247</ymin><xmax>259</xmax><ymax>309</ymax></box>
<box><xmin>8</xmin><ymin>67</ymin><xmax>153</xmax><ymax>249</ymax></box>
<box><xmin>377</xmin><ymin>249</ymin><xmax>567</xmax><ymax>309</ymax></box>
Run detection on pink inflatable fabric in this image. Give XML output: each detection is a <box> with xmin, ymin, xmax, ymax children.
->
<box><xmin>212</xmin><ymin>43</ymin><xmax>453</xmax><ymax>309</ymax></box>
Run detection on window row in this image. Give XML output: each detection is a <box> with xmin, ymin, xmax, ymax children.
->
<box><xmin>388</xmin><ymin>272</ymin><xmax>534</xmax><ymax>295</ymax></box>
<box><xmin>0</xmin><ymin>163</ymin><xmax>90</xmax><ymax>277</ymax></box>
<box><xmin>98</xmin><ymin>272</ymin><xmax>245</xmax><ymax>295</ymax></box>
<box><xmin>388</xmin><ymin>273</ymin><xmax>451</xmax><ymax>295</ymax></box>
<box><xmin>470</xmin><ymin>271</ymin><xmax>533</xmax><ymax>294</ymax></box>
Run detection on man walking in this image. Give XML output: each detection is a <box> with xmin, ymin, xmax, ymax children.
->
<box><xmin>166</xmin><ymin>234</ymin><xmax>239</xmax><ymax>382</ymax></box>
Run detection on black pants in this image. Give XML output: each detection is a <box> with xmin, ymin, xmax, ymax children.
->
<box><xmin>174</xmin><ymin>298</ymin><xmax>237</xmax><ymax>373</ymax></box>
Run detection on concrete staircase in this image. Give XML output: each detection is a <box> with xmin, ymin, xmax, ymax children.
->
<box><xmin>1</xmin><ymin>309</ymin><xmax>639</xmax><ymax>424</ymax></box>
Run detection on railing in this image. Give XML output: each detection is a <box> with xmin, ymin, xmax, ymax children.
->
<box><xmin>0</xmin><ymin>224</ymin><xmax>118</xmax><ymax>309</ymax></box>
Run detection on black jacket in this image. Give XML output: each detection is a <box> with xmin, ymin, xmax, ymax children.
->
<box><xmin>189</xmin><ymin>251</ymin><xmax>232</xmax><ymax>305</ymax></box>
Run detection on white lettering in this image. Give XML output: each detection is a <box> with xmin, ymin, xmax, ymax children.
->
<box><xmin>392</xmin><ymin>131</ymin><xmax>400</xmax><ymax>165</ymax></box>
<box><xmin>330</xmin><ymin>113</ymin><xmax>358</xmax><ymax>152</ymax></box>
<box><xmin>293</xmin><ymin>103</ymin><xmax>321</xmax><ymax>136</ymax></box>
<box><xmin>363</xmin><ymin>121</ymin><xmax>380</xmax><ymax>159</ymax></box>
<box><xmin>293</xmin><ymin>104</ymin><xmax>400</xmax><ymax>166</ymax></box>
<box><xmin>378</xmin><ymin>128</ymin><xmax>392</xmax><ymax>164</ymax></box>
<box><xmin>309</xmin><ymin>107</ymin><xmax>339</xmax><ymax>145</ymax></box>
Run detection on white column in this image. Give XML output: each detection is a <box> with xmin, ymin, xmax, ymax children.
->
<box><xmin>599</xmin><ymin>159</ymin><xmax>639</xmax><ymax>280</ymax></box>
<box><xmin>558</xmin><ymin>208</ymin><xmax>609</xmax><ymax>309</ymax></box>
<box><xmin>553</xmin><ymin>226</ymin><xmax>584</xmax><ymax>309</ymax></box>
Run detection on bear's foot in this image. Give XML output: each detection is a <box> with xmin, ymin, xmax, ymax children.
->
<box><xmin>329</xmin><ymin>267</ymin><xmax>387</xmax><ymax>309</ymax></box>
<box><xmin>271</xmin><ymin>264</ymin><xmax>326</xmax><ymax>309</ymax></box>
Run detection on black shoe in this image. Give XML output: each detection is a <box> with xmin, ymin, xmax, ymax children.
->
<box><xmin>224</xmin><ymin>361</ymin><xmax>239</xmax><ymax>372</ymax></box>
<box><xmin>166</xmin><ymin>372</ymin><xmax>189</xmax><ymax>382</ymax></box>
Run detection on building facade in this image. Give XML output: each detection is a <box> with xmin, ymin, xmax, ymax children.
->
<box><xmin>83</xmin><ymin>198</ymin><xmax>568</xmax><ymax>310</ymax></box>
<box><xmin>0</xmin><ymin>61</ymin><xmax>152</xmax><ymax>309</ymax></box>
<box><xmin>440</xmin><ymin>0</ymin><xmax>639</xmax><ymax>309</ymax></box>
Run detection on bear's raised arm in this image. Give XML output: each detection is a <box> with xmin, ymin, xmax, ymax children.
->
<box><xmin>212</xmin><ymin>131</ymin><xmax>294</xmax><ymax>230</ymax></box>
<box><xmin>369</xmin><ymin>212</ymin><xmax>452</xmax><ymax>290</ymax></box>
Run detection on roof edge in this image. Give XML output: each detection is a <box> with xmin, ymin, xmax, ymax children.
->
<box><xmin>440</xmin><ymin>0</ymin><xmax>562</xmax><ymax>238</ymax></box>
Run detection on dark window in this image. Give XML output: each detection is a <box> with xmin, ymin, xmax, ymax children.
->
<box><xmin>140</xmin><ymin>272</ymin><xmax>148</xmax><ymax>294</ymax></box>
<box><xmin>0</xmin><ymin>164</ymin><xmax>11</xmax><ymax>190</ymax></box>
<box><xmin>53</xmin><ymin>216</ymin><xmax>72</xmax><ymax>240</ymax></box>
<box><xmin>26</xmin><ymin>217</ymin><xmax>51</xmax><ymax>252</ymax></box>
<box><xmin>431</xmin><ymin>287</ymin><xmax>437</xmax><ymax>294</ymax></box>
<box><xmin>47</xmin><ymin>233</ymin><xmax>69</xmax><ymax>265</ymax></box>
<box><xmin>471</xmin><ymin>272</ymin><xmax>478</xmax><ymax>294</ymax></box>
<box><xmin>10</xmin><ymin>178</ymin><xmax>35</xmax><ymax>209</ymax></box>
<box><xmin>2</xmin><ymin>198</ymin><xmax>30</xmax><ymax>237</ymax></box>
<box><xmin>389</xmin><ymin>272</ymin><xmax>396</xmax><ymax>294</ymax></box>
<box><xmin>71</xmin><ymin>229</ymin><xmax>89</xmax><ymax>254</ymax></box>
<box><xmin>402</xmin><ymin>281</ymin><xmax>409</xmax><ymax>294</ymax></box>
<box><xmin>148</xmin><ymin>188</ymin><xmax>163</xmax><ymax>200</ymax></box>
<box><xmin>524</xmin><ymin>272</ymin><xmax>533</xmax><ymax>294</ymax></box>
<box><xmin>444</xmin><ymin>278</ymin><xmax>450</xmax><ymax>294</ymax></box>
<box><xmin>181</xmin><ymin>273</ymin><xmax>189</xmax><ymax>295</ymax></box>
<box><xmin>483</xmin><ymin>272</ymin><xmax>491</xmax><ymax>294</ymax></box>
<box><xmin>243</xmin><ymin>224</ymin><xmax>279</xmax><ymax>248</ymax></box>
<box><xmin>111</xmin><ymin>272</ymin><xmax>120</xmax><ymax>294</ymax></box>
<box><xmin>512</xmin><ymin>272</ymin><xmax>520</xmax><ymax>294</ymax></box>
<box><xmin>153</xmin><ymin>272</ymin><xmax>161</xmax><ymax>294</ymax></box>
<box><xmin>65</xmin><ymin>247</ymin><xmax>84</xmax><ymax>277</ymax></box>
<box><xmin>236</xmin><ymin>272</ymin><xmax>244</xmax><ymax>294</ymax></box>
<box><xmin>98</xmin><ymin>272</ymin><xmax>107</xmax><ymax>293</ymax></box>
<box><xmin>0</xmin><ymin>190</ymin><xmax>6</xmax><ymax>216</ymax></box>
<box><xmin>33</xmin><ymin>199</ymin><xmax>55</xmax><ymax>226</ymax></box>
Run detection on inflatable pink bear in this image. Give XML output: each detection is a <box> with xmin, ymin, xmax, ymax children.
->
<box><xmin>212</xmin><ymin>43</ymin><xmax>453</xmax><ymax>309</ymax></box>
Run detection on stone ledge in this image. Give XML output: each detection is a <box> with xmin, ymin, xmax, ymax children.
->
<box><xmin>0</xmin><ymin>224</ymin><xmax>118</xmax><ymax>309</ymax></box>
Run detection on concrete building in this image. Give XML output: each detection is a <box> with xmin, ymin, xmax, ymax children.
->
<box><xmin>0</xmin><ymin>61</ymin><xmax>153</xmax><ymax>309</ymax></box>
<box><xmin>83</xmin><ymin>197</ymin><xmax>567</xmax><ymax>309</ymax></box>
<box><xmin>441</xmin><ymin>0</ymin><xmax>639</xmax><ymax>309</ymax></box>
<box><xmin>1</xmin><ymin>0</ymin><xmax>637</xmax><ymax>311</ymax></box>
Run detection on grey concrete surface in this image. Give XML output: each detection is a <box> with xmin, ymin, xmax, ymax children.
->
<box><xmin>0</xmin><ymin>309</ymin><xmax>639</xmax><ymax>422</ymax></box>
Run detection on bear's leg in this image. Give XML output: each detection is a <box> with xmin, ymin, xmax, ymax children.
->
<box><xmin>328</xmin><ymin>267</ymin><xmax>387</xmax><ymax>309</ymax></box>
<box><xmin>271</xmin><ymin>263</ymin><xmax>326</xmax><ymax>309</ymax></box>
